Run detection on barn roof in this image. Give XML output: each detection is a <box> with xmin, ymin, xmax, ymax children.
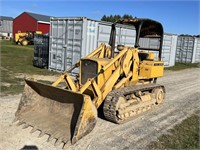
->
<box><xmin>25</xmin><ymin>12</ymin><xmax>51</xmax><ymax>22</ymax></box>
<box><xmin>0</xmin><ymin>16</ymin><xmax>13</xmax><ymax>21</ymax></box>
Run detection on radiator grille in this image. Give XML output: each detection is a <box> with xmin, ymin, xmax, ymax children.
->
<box><xmin>81</xmin><ymin>60</ymin><xmax>98</xmax><ymax>84</ymax></box>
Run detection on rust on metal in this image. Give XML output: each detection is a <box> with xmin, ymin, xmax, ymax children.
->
<box><xmin>15</xmin><ymin>80</ymin><xmax>97</xmax><ymax>144</ymax></box>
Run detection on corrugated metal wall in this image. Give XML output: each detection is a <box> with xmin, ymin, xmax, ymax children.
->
<box><xmin>0</xmin><ymin>20</ymin><xmax>13</xmax><ymax>33</ymax></box>
<box><xmin>139</xmin><ymin>38</ymin><xmax>160</xmax><ymax>49</ymax></box>
<box><xmin>49</xmin><ymin>17</ymin><xmax>136</xmax><ymax>72</ymax></box>
<box><xmin>49</xmin><ymin>18</ymin><xmax>99</xmax><ymax>71</ymax></box>
<box><xmin>139</xmin><ymin>33</ymin><xmax>178</xmax><ymax>66</ymax></box>
<box><xmin>162</xmin><ymin>34</ymin><xmax>178</xmax><ymax>66</ymax></box>
<box><xmin>97</xmin><ymin>22</ymin><xmax>135</xmax><ymax>47</ymax></box>
<box><xmin>176</xmin><ymin>36</ymin><xmax>195</xmax><ymax>63</ymax></box>
<box><xmin>48</xmin><ymin>17</ymin><xmax>199</xmax><ymax>72</ymax></box>
<box><xmin>192</xmin><ymin>37</ymin><xmax>200</xmax><ymax>63</ymax></box>
<box><xmin>49</xmin><ymin>19</ymin><xmax>67</xmax><ymax>71</ymax></box>
<box><xmin>81</xmin><ymin>19</ymin><xmax>98</xmax><ymax>58</ymax></box>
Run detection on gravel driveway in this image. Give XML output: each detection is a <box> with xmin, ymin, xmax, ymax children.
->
<box><xmin>0</xmin><ymin>68</ymin><xmax>199</xmax><ymax>150</ymax></box>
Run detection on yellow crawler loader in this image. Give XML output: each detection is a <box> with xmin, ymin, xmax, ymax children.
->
<box><xmin>15</xmin><ymin>31</ymin><xmax>42</xmax><ymax>46</ymax></box>
<box><xmin>14</xmin><ymin>18</ymin><xmax>165</xmax><ymax>146</ymax></box>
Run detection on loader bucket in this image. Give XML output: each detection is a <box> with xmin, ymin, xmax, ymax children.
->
<box><xmin>15</xmin><ymin>79</ymin><xmax>97</xmax><ymax>145</ymax></box>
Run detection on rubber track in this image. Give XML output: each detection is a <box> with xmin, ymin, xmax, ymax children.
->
<box><xmin>103</xmin><ymin>83</ymin><xmax>165</xmax><ymax>124</ymax></box>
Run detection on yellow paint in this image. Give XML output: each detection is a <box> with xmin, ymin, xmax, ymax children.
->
<box><xmin>17</xmin><ymin>18</ymin><xmax>166</xmax><ymax>145</ymax></box>
<box><xmin>139</xmin><ymin>60</ymin><xmax>164</xmax><ymax>78</ymax></box>
<box><xmin>15</xmin><ymin>31</ymin><xmax>42</xmax><ymax>45</ymax></box>
<box><xmin>50</xmin><ymin>44</ymin><xmax>164</xmax><ymax>110</ymax></box>
<box><xmin>132</xmin><ymin>48</ymin><xmax>139</xmax><ymax>83</ymax></box>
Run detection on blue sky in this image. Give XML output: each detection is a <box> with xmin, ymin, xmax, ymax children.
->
<box><xmin>0</xmin><ymin>0</ymin><xmax>199</xmax><ymax>35</ymax></box>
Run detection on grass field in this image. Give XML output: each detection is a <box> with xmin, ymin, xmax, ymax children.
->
<box><xmin>165</xmin><ymin>62</ymin><xmax>199</xmax><ymax>71</ymax></box>
<box><xmin>147</xmin><ymin>111</ymin><xmax>199</xmax><ymax>149</ymax></box>
<box><xmin>0</xmin><ymin>40</ymin><xmax>58</xmax><ymax>95</ymax></box>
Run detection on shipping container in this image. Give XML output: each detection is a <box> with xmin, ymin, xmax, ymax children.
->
<box><xmin>192</xmin><ymin>37</ymin><xmax>200</xmax><ymax>63</ymax></box>
<box><xmin>139</xmin><ymin>33</ymin><xmax>178</xmax><ymax>66</ymax></box>
<box><xmin>49</xmin><ymin>17</ymin><xmax>136</xmax><ymax>72</ymax></box>
<box><xmin>97</xmin><ymin>22</ymin><xmax>136</xmax><ymax>47</ymax></box>
<box><xmin>49</xmin><ymin>17</ymin><xmax>179</xmax><ymax>72</ymax></box>
<box><xmin>176</xmin><ymin>35</ymin><xmax>195</xmax><ymax>63</ymax></box>
<box><xmin>162</xmin><ymin>34</ymin><xmax>178</xmax><ymax>66</ymax></box>
<box><xmin>33</xmin><ymin>34</ymin><xmax>49</xmax><ymax>68</ymax></box>
<box><xmin>139</xmin><ymin>37</ymin><xmax>160</xmax><ymax>61</ymax></box>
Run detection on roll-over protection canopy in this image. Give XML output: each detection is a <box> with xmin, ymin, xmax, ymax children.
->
<box><xmin>114</xmin><ymin>18</ymin><xmax>164</xmax><ymax>59</ymax></box>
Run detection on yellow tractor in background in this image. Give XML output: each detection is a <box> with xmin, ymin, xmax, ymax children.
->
<box><xmin>15</xmin><ymin>31</ymin><xmax>42</xmax><ymax>46</ymax></box>
<box><xmin>14</xmin><ymin>18</ymin><xmax>165</xmax><ymax>147</ymax></box>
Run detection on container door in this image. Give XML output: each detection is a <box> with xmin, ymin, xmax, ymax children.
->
<box><xmin>97</xmin><ymin>23</ymin><xmax>120</xmax><ymax>48</ymax></box>
<box><xmin>162</xmin><ymin>34</ymin><xmax>177</xmax><ymax>66</ymax></box>
<box><xmin>64</xmin><ymin>20</ymin><xmax>83</xmax><ymax>70</ymax></box>
<box><xmin>97</xmin><ymin>23</ymin><xmax>136</xmax><ymax>52</ymax></box>
<box><xmin>97</xmin><ymin>24</ymin><xmax>111</xmax><ymax>46</ymax></box>
<box><xmin>161</xmin><ymin>35</ymin><xmax>171</xmax><ymax>66</ymax></box>
<box><xmin>49</xmin><ymin>20</ymin><xmax>66</xmax><ymax>71</ymax></box>
<box><xmin>81</xmin><ymin>19</ymin><xmax>98</xmax><ymax>58</ymax></box>
<box><xmin>119</xmin><ymin>27</ymin><xmax>135</xmax><ymax>47</ymax></box>
<box><xmin>176</xmin><ymin>36</ymin><xmax>195</xmax><ymax>63</ymax></box>
<box><xmin>195</xmin><ymin>38</ymin><xmax>200</xmax><ymax>63</ymax></box>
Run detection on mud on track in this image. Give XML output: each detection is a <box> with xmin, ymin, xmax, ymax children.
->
<box><xmin>0</xmin><ymin>68</ymin><xmax>200</xmax><ymax>150</ymax></box>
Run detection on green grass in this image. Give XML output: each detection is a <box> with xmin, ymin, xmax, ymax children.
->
<box><xmin>0</xmin><ymin>40</ymin><xmax>59</xmax><ymax>95</ymax></box>
<box><xmin>1</xmin><ymin>84</ymin><xmax>24</xmax><ymax>95</ymax></box>
<box><xmin>147</xmin><ymin>112</ymin><xmax>199</xmax><ymax>149</ymax></box>
<box><xmin>165</xmin><ymin>62</ymin><xmax>199</xmax><ymax>71</ymax></box>
<box><xmin>1</xmin><ymin>40</ymin><xmax>57</xmax><ymax>75</ymax></box>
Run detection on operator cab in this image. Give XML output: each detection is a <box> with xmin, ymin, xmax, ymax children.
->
<box><xmin>110</xmin><ymin>18</ymin><xmax>164</xmax><ymax>61</ymax></box>
<box><xmin>109</xmin><ymin>18</ymin><xmax>164</xmax><ymax>82</ymax></box>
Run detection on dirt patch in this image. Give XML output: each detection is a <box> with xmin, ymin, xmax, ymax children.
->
<box><xmin>15</xmin><ymin>73</ymin><xmax>60</xmax><ymax>82</ymax></box>
<box><xmin>0</xmin><ymin>67</ymin><xmax>9</xmax><ymax>71</ymax></box>
<box><xmin>0</xmin><ymin>68</ymin><xmax>200</xmax><ymax>150</ymax></box>
<box><xmin>1</xmin><ymin>82</ymin><xmax>11</xmax><ymax>87</ymax></box>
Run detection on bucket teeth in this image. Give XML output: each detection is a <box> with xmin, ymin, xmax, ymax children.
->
<box><xmin>16</xmin><ymin>121</ymin><xmax>24</xmax><ymax>126</ymax></box>
<box><xmin>38</xmin><ymin>131</ymin><xmax>45</xmax><ymax>138</ymax></box>
<box><xmin>47</xmin><ymin>135</ymin><xmax>52</xmax><ymax>142</ymax></box>
<box><xmin>14</xmin><ymin>80</ymin><xmax>98</xmax><ymax>146</ymax></box>
<box><xmin>12</xmin><ymin>118</ymin><xmax>18</xmax><ymax>123</ymax></box>
<box><xmin>54</xmin><ymin>138</ymin><xmax>63</xmax><ymax>146</ymax></box>
<box><xmin>30</xmin><ymin>127</ymin><xmax>37</xmax><ymax>134</ymax></box>
<box><xmin>22</xmin><ymin>124</ymin><xmax>29</xmax><ymax>129</ymax></box>
<box><xmin>62</xmin><ymin>143</ymin><xmax>66</xmax><ymax>149</ymax></box>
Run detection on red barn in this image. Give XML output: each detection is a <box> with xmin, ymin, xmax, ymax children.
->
<box><xmin>13</xmin><ymin>12</ymin><xmax>50</xmax><ymax>38</ymax></box>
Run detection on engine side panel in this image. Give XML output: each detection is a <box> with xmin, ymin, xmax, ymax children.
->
<box><xmin>139</xmin><ymin>60</ymin><xmax>164</xmax><ymax>78</ymax></box>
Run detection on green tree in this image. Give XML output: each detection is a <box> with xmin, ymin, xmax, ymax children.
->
<box><xmin>101</xmin><ymin>14</ymin><xmax>134</xmax><ymax>22</ymax></box>
<box><xmin>101</xmin><ymin>15</ymin><xmax>107</xmax><ymax>21</ymax></box>
<box><xmin>123</xmin><ymin>14</ymin><xmax>133</xmax><ymax>19</ymax></box>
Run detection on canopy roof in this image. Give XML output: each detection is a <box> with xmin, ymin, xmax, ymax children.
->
<box><xmin>117</xmin><ymin>18</ymin><xmax>164</xmax><ymax>38</ymax></box>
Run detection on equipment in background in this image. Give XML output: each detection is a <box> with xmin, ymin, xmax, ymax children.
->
<box><xmin>14</xmin><ymin>31</ymin><xmax>42</xmax><ymax>46</ymax></box>
<box><xmin>14</xmin><ymin>18</ymin><xmax>165</xmax><ymax>147</ymax></box>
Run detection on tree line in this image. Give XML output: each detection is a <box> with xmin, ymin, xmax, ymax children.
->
<box><xmin>101</xmin><ymin>14</ymin><xmax>134</xmax><ymax>23</ymax></box>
